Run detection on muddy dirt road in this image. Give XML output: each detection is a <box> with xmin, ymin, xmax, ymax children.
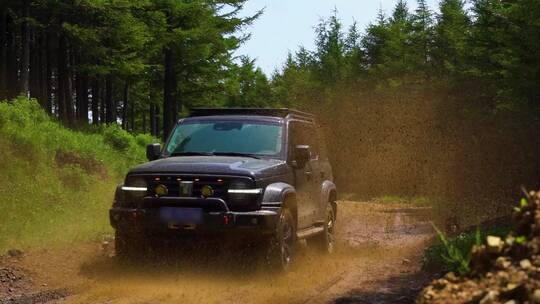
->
<box><xmin>1</xmin><ymin>201</ymin><xmax>434</xmax><ymax>304</ymax></box>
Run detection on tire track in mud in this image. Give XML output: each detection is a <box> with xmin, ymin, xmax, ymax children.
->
<box><xmin>0</xmin><ymin>201</ymin><xmax>434</xmax><ymax>304</ymax></box>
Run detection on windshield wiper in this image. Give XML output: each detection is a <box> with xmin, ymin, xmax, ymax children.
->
<box><xmin>170</xmin><ymin>151</ymin><xmax>215</xmax><ymax>157</ymax></box>
<box><xmin>213</xmin><ymin>152</ymin><xmax>261</xmax><ymax>159</ymax></box>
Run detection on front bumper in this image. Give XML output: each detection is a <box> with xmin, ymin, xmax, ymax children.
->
<box><xmin>110</xmin><ymin>204</ymin><xmax>279</xmax><ymax>235</ymax></box>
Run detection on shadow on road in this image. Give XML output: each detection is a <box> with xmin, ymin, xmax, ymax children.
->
<box><xmin>332</xmin><ymin>270</ymin><xmax>431</xmax><ymax>304</ymax></box>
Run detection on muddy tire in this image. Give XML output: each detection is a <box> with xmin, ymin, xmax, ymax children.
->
<box><xmin>311</xmin><ymin>204</ymin><xmax>336</xmax><ymax>254</ymax></box>
<box><xmin>115</xmin><ymin>230</ymin><xmax>144</xmax><ymax>262</ymax></box>
<box><xmin>266</xmin><ymin>208</ymin><xmax>296</xmax><ymax>272</ymax></box>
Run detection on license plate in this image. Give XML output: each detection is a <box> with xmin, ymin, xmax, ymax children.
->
<box><xmin>159</xmin><ymin>207</ymin><xmax>203</xmax><ymax>225</ymax></box>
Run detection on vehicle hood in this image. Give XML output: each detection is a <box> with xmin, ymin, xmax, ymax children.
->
<box><xmin>129</xmin><ymin>156</ymin><xmax>289</xmax><ymax>179</ymax></box>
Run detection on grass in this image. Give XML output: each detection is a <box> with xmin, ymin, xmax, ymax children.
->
<box><xmin>0</xmin><ymin>97</ymin><xmax>157</xmax><ymax>251</ymax></box>
<box><xmin>373</xmin><ymin>195</ymin><xmax>430</xmax><ymax>206</ymax></box>
<box><xmin>422</xmin><ymin>225</ymin><xmax>510</xmax><ymax>274</ymax></box>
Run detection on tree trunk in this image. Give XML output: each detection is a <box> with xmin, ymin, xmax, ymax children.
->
<box><xmin>99</xmin><ymin>78</ymin><xmax>106</xmax><ymax>123</ymax></box>
<box><xmin>6</xmin><ymin>13</ymin><xmax>18</xmax><ymax>99</ymax></box>
<box><xmin>40</xmin><ymin>34</ymin><xmax>48</xmax><ymax>109</ymax></box>
<box><xmin>0</xmin><ymin>7</ymin><xmax>7</xmax><ymax>100</ymax></box>
<box><xmin>77</xmin><ymin>73</ymin><xmax>89</xmax><ymax>124</ymax></box>
<box><xmin>57</xmin><ymin>35</ymin><xmax>74</xmax><ymax>125</ymax></box>
<box><xmin>91</xmin><ymin>79</ymin><xmax>100</xmax><ymax>124</ymax></box>
<box><xmin>130</xmin><ymin>93</ymin><xmax>135</xmax><ymax>132</ymax></box>
<box><xmin>45</xmin><ymin>32</ymin><xmax>53</xmax><ymax>113</ymax></box>
<box><xmin>105</xmin><ymin>75</ymin><xmax>115</xmax><ymax>123</ymax></box>
<box><xmin>20</xmin><ymin>0</ymin><xmax>30</xmax><ymax>96</ymax></box>
<box><xmin>122</xmin><ymin>81</ymin><xmax>129</xmax><ymax>129</ymax></box>
<box><xmin>150</xmin><ymin>102</ymin><xmax>156</xmax><ymax>137</ymax></box>
<box><xmin>163</xmin><ymin>47</ymin><xmax>177</xmax><ymax>141</ymax></box>
<box><xmin>142</xmin><ymin>109</ymin><xmax>146</xmax><ymax>133</ymax></box>
<box><xmin>30</xmin><ymin>31</ymin><xmax>40</xmax><ymax>100</ymax></box>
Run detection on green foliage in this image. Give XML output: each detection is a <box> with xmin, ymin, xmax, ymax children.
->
<box><xmin>423</xmin><ymin>224</ymin><xmax>510</xmax><ymax>275</ymax></box>
<box><xmin>102</xmin><ymin>125</ymin><xmax>135</xmax><ymax>152</ymax></box>
<box><xmin>374</xmin><ymin>195</ymin><xmax>430</xmax><ymax>206</ymax></box>
<box><xmin>222</xmin><ymin>56</ymin><xmax>274</xmax><ymax>108</ymax></box>
<box><xmin>432</xmin><ymin>224</ymin><xmax>479</xmax><ymax>275</ymax></box>
<box><xmin>0</xmin><ymin>98</ymin><xmax>157</xmax><ymax>251</ymax></box>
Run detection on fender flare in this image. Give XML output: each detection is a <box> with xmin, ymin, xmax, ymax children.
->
<box><xmin>321</xmin><ymin>180</ymin><xmax>338</xmax><ymax>219</ymax></box>
<box><xmin>262</xmin><ymin>182</ymin><xmax>296</xmax><ymax>205</ymax></box>
<box><xmin>261</xmin><ymin>182</ymin><xmax>297</xmax><ymax>222</ymax></box>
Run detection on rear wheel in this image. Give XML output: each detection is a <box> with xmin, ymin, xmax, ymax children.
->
<box><xmin>266</xmin><ymin>208</ymin><xmax>296</xmax><ymax>272</ymax></box>
<box><xmin>311</xmin><ymin>204</ymin><xmax>336</xmax><ymax>254</ymax></box>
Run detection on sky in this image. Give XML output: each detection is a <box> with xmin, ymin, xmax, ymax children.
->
<box><xmin>236</xmin><ymin>0</ymin><xmax>440</xmax><ymax>75</ymax></box>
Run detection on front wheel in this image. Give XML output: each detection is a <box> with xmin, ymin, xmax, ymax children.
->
<box><xmin>266</xmin><ymin>208</ymin><xmax>296</xmax><ymax>272</ymax></box>
<box><xmin>311</xmin><ymin>204</ymin><xmax>336</xmax><ymax>254</ymax></box>
<box><xmin>115</xmin><ymin>230</ymin><xmax>146</xmax><ymax>262</ymax></box>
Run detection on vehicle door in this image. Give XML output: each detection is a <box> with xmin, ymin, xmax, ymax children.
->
<box><xmin>288</xmin><ymin>121</ymin><xmax>322</xmax><ymax>229</ymax></box>
<box><xmin>314</xmin><ymin>127</ymin><xmax>333</xmax><ymax>222</ymax></box>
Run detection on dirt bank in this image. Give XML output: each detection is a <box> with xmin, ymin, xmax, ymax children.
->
<box><xmin>0</xmin><ymin>201</ymin><xmax>434</xmax><ymax>304</ymax></box>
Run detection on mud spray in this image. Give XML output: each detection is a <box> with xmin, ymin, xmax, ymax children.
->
<box><xmin>7</xmin><ymin>203</ymin><xmax>431</xmax><ymax>304</ymax></box>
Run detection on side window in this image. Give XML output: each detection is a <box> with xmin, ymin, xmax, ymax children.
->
<box><xmin>289</xmin><ymin>122</ymin><xmax>319</xmax><ymax>160</ymax></box>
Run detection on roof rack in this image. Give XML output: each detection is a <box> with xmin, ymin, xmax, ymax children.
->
<box><xmin>189</xmin><ymin>108</ymin><xmax>315</xmax><ymax>121</ymax></box>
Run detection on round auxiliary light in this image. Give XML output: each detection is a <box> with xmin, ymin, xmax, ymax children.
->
<box><xmin>201</xmin><ymin>185</ymin><xmax>214</xmax><ymax>198</ymax></box>
<box><xmin>155</xmin><ymin>184</ymin><xmax>168</xmax><ymax>197</ymax></box>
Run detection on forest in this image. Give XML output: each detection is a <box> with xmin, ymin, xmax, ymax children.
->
<box><xmin>1</xmin><ymin>0</ymin><xmax>540</xmax><ymax>202</ymax></box>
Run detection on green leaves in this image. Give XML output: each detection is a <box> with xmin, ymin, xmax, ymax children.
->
<box><xmin>431</xmin><ymin>223</ymin><xmax>473</xmax><ymax>275</ymax></box>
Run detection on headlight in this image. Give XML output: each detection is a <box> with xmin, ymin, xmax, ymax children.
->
<box><xmin>227</xmin><ymin>180</ymin><xmax>262</xmax><ymax>194</ymax></box>
<box><xmin>227</xmin><ymin>180</ymin><xmax>262</xmax><ymax>205</ymax></box>
<box><xmin>228</xmin><ymin>189</ymin><xmax>263</xmax><ymax>194</ymax></box>
<box><xmin>122</xmin><ymin>176</ymin><xmax>148</xmax><ymax>199</ymax></box>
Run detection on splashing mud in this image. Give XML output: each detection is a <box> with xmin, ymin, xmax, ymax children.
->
<box><xmin>1</xmin><ymin>201</ymin><xmax>433</xmax><ymax>304</ymax></box>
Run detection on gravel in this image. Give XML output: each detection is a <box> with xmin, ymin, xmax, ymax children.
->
<box><xmin>417</xmin><ymin>191</ymin><xmax>540</xmax><ymax>304</ymax></box>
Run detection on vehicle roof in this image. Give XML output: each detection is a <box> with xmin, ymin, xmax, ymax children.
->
<box><xmin>181</xmin><ymin>115</ymin><xmax>284</xmax><ymax>124</ymax></box>
<box><xmin>189</xmin><ymin>108</ymin><xmax>316</xmax><ymax>123</ymax></box>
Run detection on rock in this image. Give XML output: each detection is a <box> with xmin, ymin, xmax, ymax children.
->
<box><xmin>506</xmin><ymin>236</ymin><xmax>515</xmax><ymax>246</ymax></box>
<box><xmin>487</xmin><ymin>236</ymin><xmax>504</xmax><ymax>254</ymax></box>
<box><xmin>496</xmin><ymin>257</ymin><xmax>512</xmax><ymax>269</ymax></box>
<box><xmin>7</xmin><ymin>249</ymin><xmax>23</xmax><ymax>257</ymax></box>
<box><xmin>520</xmin><ymin>259</ymin><xmax>533</xmax><ymax>269</ymax></box>
<box><xmin>532</xmin><ymin>289</ymin><xmax>540</xmax><ymax>303</ymax></box>
<box><xmin>417</xmin><ymin>190</ymin><xmax>540</xmax><ymax>304</ymax></box>
<box><xmin>402</xmin><ymin>258</ymin><xmax>411</xmax><ymax>265</ymax></box>
<box><xmin>479</xmin><ymin>290</ymin><xmax>499</xmax><ymax>304</ymax></box>
<box><xmin>471</xmin><ymin>290</ymin><xmax>486</xmax><ymax>302</ymax></box>
<box><xmin>432</xmin><ymin>279</ymin><xmax>447</xmax><ymax>290</ymax></box>
<box><xmin>444</xmin><ymin>272</ymin><xmax>458</xmax><ymax>282</ymax></box>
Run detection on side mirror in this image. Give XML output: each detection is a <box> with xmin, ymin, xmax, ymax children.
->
<box><xmin>146</xmin><ymin>143</ymin><xmax>161</xmax><ymax>161</ymax></box>
<box><xmin>293</xmin><ymin>145</ymin><xmax>311</xmax><ymax>169</ymax></box>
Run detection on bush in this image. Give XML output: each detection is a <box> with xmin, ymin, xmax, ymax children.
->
<box><xmin>102</xmin><ymin>125</ymin><xmax>133</xmax><ymax>151</ymax></box>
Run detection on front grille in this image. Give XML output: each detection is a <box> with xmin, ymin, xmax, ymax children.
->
<box><xmin>127</xmin><ymin>174</ymin><xmax>260</xmax><ymax>211</ymax></box>
<box><xmin>147</xmin><ymin>175</ymin><xmax>231</xmax><ymax>198</ymax></box>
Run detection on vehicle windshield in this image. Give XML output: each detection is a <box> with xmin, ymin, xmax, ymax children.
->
<box><xmin>164</xmin><ymin>119</ymin><xmax>283</xmax><ymax>158</ymax></box>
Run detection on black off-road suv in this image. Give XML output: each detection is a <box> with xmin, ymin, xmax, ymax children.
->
<box><xmin>110</xmin><ymin>108</ymin><xmax>337</xmax><ymax>271</ymax></box>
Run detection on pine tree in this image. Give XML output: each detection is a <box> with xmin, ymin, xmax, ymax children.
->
<box><xmin>313</xmin><ymin>11</ymin><xmax>345</xmax><ymax>84</ymax></box>
<box><xmin>433</xmin><ymin>0</ymin><xmax>471</xmax><ymax>78</ymax></box>
<box><xmin>411</xmin><ymin>0</ymin><xmax>435</xmax><ymax>77</ymax></box>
